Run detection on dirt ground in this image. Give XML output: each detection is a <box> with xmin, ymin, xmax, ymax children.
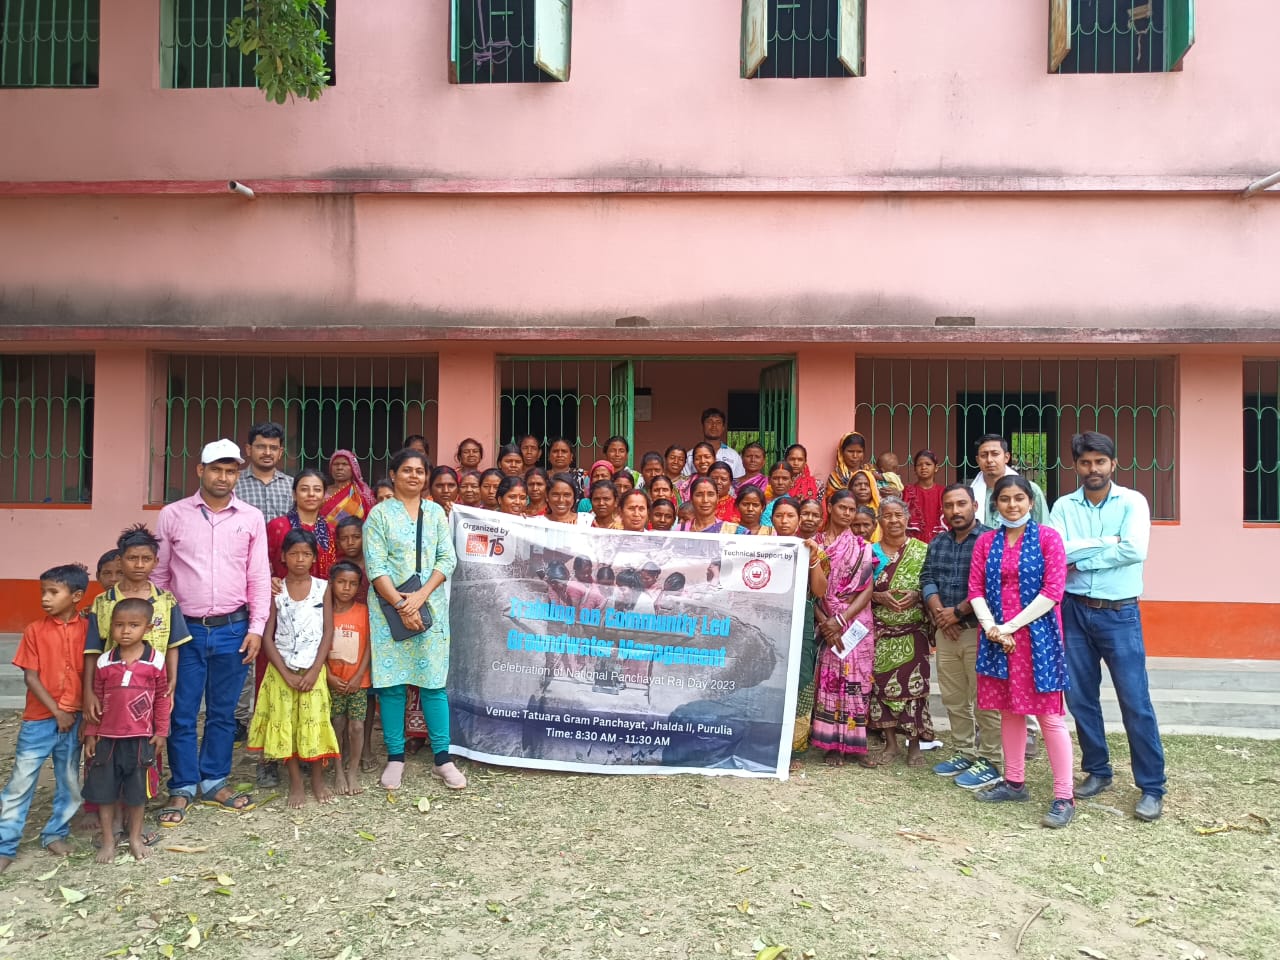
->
<box><xmin>0</xmin><ymin>712</ymin><xmax>1275</xmax><ymax>960</ymax></box>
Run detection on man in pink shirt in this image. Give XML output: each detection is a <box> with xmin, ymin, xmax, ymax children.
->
<box><xmin>152</xmin><ymin>439</ymin><xmax>269</xmax><ymax>826</ymax></box>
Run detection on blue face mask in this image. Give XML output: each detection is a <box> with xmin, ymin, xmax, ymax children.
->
<box><xmin>1002</xmin><ymin>512</ymin><xmax>1031</xmax><ymax>528</ymax></box>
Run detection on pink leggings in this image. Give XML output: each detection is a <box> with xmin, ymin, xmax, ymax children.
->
<box><xmin>1002</xmin><ymin>711</ymin><xmax>1074</xmax><ymax>800</ymax></box>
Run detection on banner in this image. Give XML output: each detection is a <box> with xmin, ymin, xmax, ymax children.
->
<box><xmin>446</xmin><ymin>506</ymin><xmax>807</xmax><ymax>780</ymax></box>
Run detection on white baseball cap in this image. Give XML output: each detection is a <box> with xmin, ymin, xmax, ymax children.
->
<box><xmin>200</xmin><ymin>438</ymin><xmax>245</xmax><ymax>465</ymax></box>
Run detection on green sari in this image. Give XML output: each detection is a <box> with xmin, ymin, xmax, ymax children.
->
<box><xmin>868</xmin><ymin>538</ymin><xmax>934</xmax><ymax>739</ymax></box>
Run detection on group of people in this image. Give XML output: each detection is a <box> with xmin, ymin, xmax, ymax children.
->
<box><xmin>0</xmin><ymin>408</ymin><xmax>1167</xmax><ymax>870</ymax></box>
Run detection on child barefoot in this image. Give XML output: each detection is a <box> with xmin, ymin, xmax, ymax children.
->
<box><xmin>248</xmin><ymin>530</ymin><xmax>341</xmax><ymax>808</ymax></box>
<box><xmin>325</xmin><ymin>562</ymin><xmax>371</xmax><ymax>795</ymax></box>
<box><xmin>0</xmin><ymin>565</ymin><xmax>89</xmax><ymax>872</ymax></box>
<box><xmin>82</xmin><ymin>599</ymin><xmax>170</xmax><ymax>863</ymax></box>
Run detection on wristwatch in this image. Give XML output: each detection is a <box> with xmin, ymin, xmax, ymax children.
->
<box><xmin>395</xmin><ymin>598</ymin><xmax>407</xmax><ymax>610</ymax></box>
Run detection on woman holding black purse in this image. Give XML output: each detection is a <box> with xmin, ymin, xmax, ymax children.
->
<box><xmin>363</xmin><ymin>448</ymin><xmax>463</xmax><ymax>792</ymax></box>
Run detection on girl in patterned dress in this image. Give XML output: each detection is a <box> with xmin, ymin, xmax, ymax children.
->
<box><xmin>248</xmin><ymin>529</ymin><xmax>340</xmax><ymax>808</ymax></box>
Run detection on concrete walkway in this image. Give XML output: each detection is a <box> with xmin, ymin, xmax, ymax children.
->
<box><xmin>2</xmin><ymin>635</ymin><xmax>1277</xmax><ymax>738</ymax></box>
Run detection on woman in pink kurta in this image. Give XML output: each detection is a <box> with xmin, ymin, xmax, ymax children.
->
<box><xmin>967</xmin><ymin>475</ymin><xmax>1077</xmax><ymax>828</ymax></box>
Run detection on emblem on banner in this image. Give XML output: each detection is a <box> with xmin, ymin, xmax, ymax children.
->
<box><xmin>742</xmin><ymin>558</ymin><xmax>772</xmax><ymax>590</ymax></box>
<box><xmin>466</xmin><ymin>532</ymin><xmax>505</xmax><ymax>557</ymax></box>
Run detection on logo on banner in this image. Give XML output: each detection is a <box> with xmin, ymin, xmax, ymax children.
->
<box><xmin>741</xmin><ymin>558</ymin><xmax>772</xmax><ymax>590</ymax></box>
<box><xmin>466</xmin><ymin>532</ymin><xmax>505</xmax><ymax>557</ymax></box>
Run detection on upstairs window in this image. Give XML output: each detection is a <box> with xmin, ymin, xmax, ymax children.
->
<box><xmin>450</xmin><ymin>0</ymin><xmax>572</xmax><ymax>84</ymax></box>
<box><xmin>742</xmin><ymin>0</ymin><xmax>864</xmax><ymax>79</ymax></box>
<box><xmin>160</xmin><ymin>0</ymin><xmax>335</xmax><ymax>90</ymax></box>
<box><xmin>0</xmin><ymin>0</ymin><xmax>99</xmax><ymax>87</ymax></box>
<box><xmin>1050</xmin><ymin>0</ymin><xmax>1195</xmax><ymax>74</ymax></box>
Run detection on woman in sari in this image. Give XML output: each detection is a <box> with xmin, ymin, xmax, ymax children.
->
<box><xmin>810</xmin><ymin>490</ymin><xmax>878</xmax><ymax>767</ymax></box>
<box><xmin>544</xmin><ymin>474</ymin><xmax>581</xmax><ymax>525</ymax></box>
<box><xmin>826</xmin><ymin>433</ymin><xmax>869</xmax><ymax>500</ymax></box>
<box><xmin>849</xmin><ymin>468</ymin><xmax>882</xmax><ymax>542</ymax></box>
<box><xmin>761</xmin><ymin>461</ymin><xmax>794</xmax><ymax>526</ymax></box>
<box><xmin>798</xmin><ymin>497</ymin><xmax>824</xmax><ymax>541</ymax></box>
<box><xmin>639</xmin><ymin>452</ymin><xmax>665</xmax><ymax>491</ymax></box>
<box><xmin>709</xmin><ymin>462</ymin><xmax>740</xmax><ymax>523</ymax></box>
<box><xmin>786</xmin><ymin>445</ymin><xmax>823</xmax><ymax>502</ymax></box>
<box><xmin>478</xmin><ymin>468</ymin><xmax>503</xmax><ymax>510</ymax></box>
<box><xmin>322</xmin><ymin>450</ymin><xmax>375</xmax><ymax>525</ymax></box>
<box><xmin>902</xmin><ymin>449</ymin><xmax>947</xmax><ymax>543</ymax></box>
<box><xmin>589</xmin><ymin>479</ymin><xmax>622</xmax><ymax>529</ymax></box>
<box><xmin>738</xmin><ymin>442</ymin><xmax>769</xmax><ymax>492</ymax></box>
<box><xmin>663</xmin><ymin>445</ymin><xmax>688</xmax><ymax>492</ymax></box>
<box><xmin>736</xmin><ymin>486</ymin><xmax>773</xmax><ymax>535</ymax></box>
<box><xmin>496</xmin><ymin>476</ymin><xmax>528</xmax><ymax>516</ymax></box>
<box><xmin>679</xmin><ymin>478</ymin><xmax>747</xmax><ymax>535</ymax></box>
<box><xmin>604</xmin><ymin>435</ymin><xmax>640</xmax><ymax>485</ymax></box>
<box><xmin>868</xmin><ymin>496</ymin><xmax>934</xmax><ymax>765</ymax></box>
<box><xmin>547</xmin><ymin>438</ymin><xmax>589</xmax><ymax>498</ymax></box>
<box><xmin>524</xmin><ymin>468</ymin><xmax>550</xmax><ymax>517</ymax></box>
<box><xmin>496</xmin><ymin>444</ymin><xmax>525</xmax><ymax>478</ymax></box>
<box><xmin>456</xmin><ymin>470</ymin><xmax>482</xmax><ymax>508</ymax></box>
<box><xmin>851</xmin><ymin>505</ymin><xmax>879</xmax><ymax>543</ymax></box>
<box><xmin>428</xmin><ymin>466</ymin><xmax>459</xmax><ymax>518</ymax></box>
<box><xmin>677</xmin><ymin>442</ymin><xmax>717</xmax><ymax>503</ymax></box>
<box><xmin>455</xmin><ymin>438</ymin><xmax>483</xmax><ymax>472</ymax></box>
<box><xmin>579</xmin><ymin>460</ymin><xmax>615</xmax><ymax>512</ymax></box>
<box><xmin>647</xmin><ymin>474</ymin><xmax>677</xmax><ymax>506</ymax></box>
<box><xmin>618</xmin><ymin>489</ymin><xmax>651</xmax><ymax>533</ymax></box>
<box><xmin>266</xmin><ymin>469</ymin><xmax>337</xmax><ymax>580</ymax></box>
<box><xmin>770</xmin><ymin>496</ymin><xmax>828</xmax><ymax>764</ymax></box>
<box><xmin>650</xmin><ymin>498</ymin><xmax>677</xmax><ymax>531</ymax></box>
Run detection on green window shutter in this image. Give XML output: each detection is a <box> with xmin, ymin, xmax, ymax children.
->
<box><xmin>609</xmin><ymin>361</ymin><xmax>634</xmax><ymax>454</ymax></box>
<box><xmin>448</xmin><ymin>0</ymin><xmax>461</xmax><ymax>83</ymax></box>
<box><xmin>534</xmin><ymin>0</ymin><xmax>571</xmax><ymax>81</ymax></box>
<box><xmin>1166</xmin><ymin>0</ymin><xmax>1195</xmax><ymax>70</ymax></box>
<box><xmin>1048</xmin><ymin>0</ymin><xmax>1072</xmax><ymax>72</ymax></box>
<box><xmin>741</xmin><ymin>0</ymin><xmax>767</xmax><ymax>78</ymax></box>
<box><xmin>837</xmin><ymin>0</ymin><xmax>866</xmax><ymax>77</ymax></box>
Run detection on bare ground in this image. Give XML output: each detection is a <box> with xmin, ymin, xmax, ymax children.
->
<box><xmin>0</xmin><ymin>711</ymin><xmax>1275</xmax><ymax>960</ymax></box>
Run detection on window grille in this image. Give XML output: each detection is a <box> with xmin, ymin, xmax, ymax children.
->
<box><xmin>0</xmin><ymin>354</ymin><xmax>94</xmax><ymax>503</ymax></box>
<box><xmin>742</xmin><ymin>0</ymin><xmax>863</xmax><ymax>79</ymax></box>
<box><xmin>160</xmin><ymin>0</ymin><xmax>334</xmax><ymax>89</ymax></box>
<box><xmin>1244</xmin><ymin>360</ymin><xmax>1280</xmax><ymax>523</ymax></box>
<box><xmin>1051</xmin><ymin>0</ymin><xmax>1194</xmax><ymax>74</ymax></box>
<box><xmin>854</xmin><ymin>357</ymin><xmax>1178</xmax><ymax>520</ymax></box>
<box><xmin>499</xmin><ymin>357</ymin><xmax>631</xmax><ymax>469</ymax></box>
<box><xmin>151</xmin><ymin>354</ymin><xmax>438</xmax><ymax>503</ymax></box>
<box><xmin>0</xmin><ymin>0</ymin><xmax>99</xmax><ymax>87</ymax></box>
<box><xmin>450</xmin><ymin>0</ymin><xmax>571</xmax><ymax>85</ymax></box>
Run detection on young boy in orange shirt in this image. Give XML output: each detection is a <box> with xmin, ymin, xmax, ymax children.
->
<box><xmin>0</xmin><ymin>564</ymin><xmax>89</xmax><ymax>872</ymax></box>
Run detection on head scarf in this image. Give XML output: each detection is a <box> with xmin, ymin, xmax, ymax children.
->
<box><xmin>826</xmin><ymin>432</ymin><xmax>867</xmax><ymax>498</ymax></box>
<box><xmin>323</xmin><ymin>450</ymin><xmax>375</xmax><ymax>523</ymax></box>
<box><xmin>850</xmin><ymin>467</ymin><xmax>881</xmax><ymax>513</ymax></box>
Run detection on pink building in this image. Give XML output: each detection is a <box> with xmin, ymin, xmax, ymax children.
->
<box><xmin>1</xmin><ymin>1</ymin><xmax>1277</xmax><ymax>656</ymax></box>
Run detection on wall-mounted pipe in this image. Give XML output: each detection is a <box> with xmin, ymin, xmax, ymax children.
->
<box><xmin>228</xmin><ymin>180</ymin><xmax>256</xmax><ymax>200</ymax></box>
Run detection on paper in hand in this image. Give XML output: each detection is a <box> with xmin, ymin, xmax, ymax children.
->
<box><xmin>835</xmin><ymin>619</ymin><xmax>869</xmax><ymax>660</ymax></box>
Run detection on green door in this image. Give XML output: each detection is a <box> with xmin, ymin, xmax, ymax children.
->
<box><xmin>610</xmin><ymin>360</ymin><xmax>634</xmax><ymax>453</ymax></box>
<box><xmin>758</xmin><ymin>360</ymin><xmax>797</xmax><ymax>465</ymax></box>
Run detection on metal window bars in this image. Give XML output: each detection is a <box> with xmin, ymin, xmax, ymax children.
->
<box><xmin>854</xmin><ymin>356</ymin><xmax>1178</xmax><ymax>520</ymax></box>
<box><xmin>159</xmin><ymin>0</ymin><xmax>333</xmax><ymax>89</ymax></box>
<box><xmin>453</xmin><ymin>0</ymin><xmax>550</xmax><ymax>84</ymax></box>
<box><xmin>1056</xmin><ymin>0</ymin><xmax>1174</xmax><ymax>74</ymax></box>
<box><xmin>151</xmin><ymin>354</ymin><xmax>438</xmax><ymax>503</ymax></box>
<box><xmin>0</xmin><ymin>354</ymin><xmax>94</xmax><ymax>503</ymax></box>
<box><xmin>0</xmin><ymin>0</ymin><xmax>99</xmax><ymax>87</ymax></box>
<box><xmin>1244</xmin><ymin>360</ymin><xmax>1280</xmax><ymax>523</ymax></box>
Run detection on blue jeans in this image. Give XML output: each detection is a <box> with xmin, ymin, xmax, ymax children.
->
<box><xmin>168</xmin><ymin>621</ymin><xmax>251</xmax><ymax>799</ymax></box>
<box><xmin>0</xmin><ymin>716</ymin><xmax>82</xmax><ymax>858</ymax></box>
<box><xmin>1063</xmin><ymin>597</ymin><xmax>1167</xmax><ymax>797</ymax></box>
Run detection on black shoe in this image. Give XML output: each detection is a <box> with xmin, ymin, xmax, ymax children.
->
<box><xmin>256</xmin><ymin>761</ymin><xmax>280</xmax><ymax>789</ymax></box>
<box><xmin>1074</xmin><ymin>774</ymin><xmax>1113</xmax><ymax>798</ymax></box>
<box><xmin>233</xmin><ymin>721</ymin><xmax>249</xmax><ymax>746</ymax></box>
<box><xmin>1134</xmin><ymin>793</ymin><xmax>1163</xmax><ymax>822</ymax></box>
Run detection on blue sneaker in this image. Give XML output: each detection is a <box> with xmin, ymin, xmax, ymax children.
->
<box><xmin>932</xmin><ymin>754</ymin><xmax>973</xmax><ymax>777</ymax></box>
<box><xmin>974</xmin><ymin>781</ymin><xmax>1029</xmax><ymax>803</ymax></box>
<box><xmin>1041</xmin><ymin>798</ymin><xmax>1076</xmax><ymax>829</ymax></box>
<box><xmin>954</xmin><ymin>759</ymin><xmax>1002</xmax><ymax>790</ymax></box>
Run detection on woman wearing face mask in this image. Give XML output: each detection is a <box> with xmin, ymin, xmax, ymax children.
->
<box><xmin>967</xmin><ymin>475</ymin><xmax>1074</xmax><ymax>829</ymax></box>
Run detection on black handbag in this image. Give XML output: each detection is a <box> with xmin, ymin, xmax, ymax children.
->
<box><xmin>377</xmin><ymin>502</ymin><xmax>434</xmax><ymax>642</ymax></box>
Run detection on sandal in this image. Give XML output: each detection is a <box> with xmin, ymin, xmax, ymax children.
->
<box><xmin>199</xmin><ymin>788</ymin><xmax>256</xmax><ymax>813</ymax></box>
<box><xmin>158</xmin><ymin>797</ymin><xmax>192</xmax><ymax>828</ymax></box>
<box><xmin>93</xmin><ymin>830</ymin><xmax>126</xmax><ymax>850</ymax></box>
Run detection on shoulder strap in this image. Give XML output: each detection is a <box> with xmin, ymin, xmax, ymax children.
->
<box><xmin>415</xmin><ymin>500</ymin><xmax>425</xmax><ymax>576</ymax></box>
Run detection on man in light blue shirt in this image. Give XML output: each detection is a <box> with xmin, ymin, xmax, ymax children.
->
<box><xmin>1048</xmin><ymin>432</ymin><xmax>1165</xmax><ymax>822</ymax></box>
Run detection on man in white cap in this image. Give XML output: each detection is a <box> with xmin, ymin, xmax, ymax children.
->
<box><xmin>151</xmin><ymin>439</ymin><xmax>269</xmax><ymax>826</ymax></box>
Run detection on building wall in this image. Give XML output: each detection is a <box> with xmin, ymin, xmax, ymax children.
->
<box><xmin>2</xmin><ymin>2</ymin><xmax>1278</xmax><ymax>182</ymax></box>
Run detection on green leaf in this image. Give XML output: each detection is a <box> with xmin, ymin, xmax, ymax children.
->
<box><xmin>59</xmin><ymin>886</ymin><xmax>87</xmax><ymax>904</ymax></box>
<box><xmin>756</xmin><ymin>947</ymin><xmax>791</xmax><ymax>960</ymax></box>
<box><xmin>358</xmin><ymin>831</ymin><xmax>377</xmax><ymax>842</ymax></box>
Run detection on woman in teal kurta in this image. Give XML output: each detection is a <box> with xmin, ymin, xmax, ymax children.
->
<box><xmin>363</xmin><ymin>448</ymin><xmax>461</xmax><ymax>791</ymax></box>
